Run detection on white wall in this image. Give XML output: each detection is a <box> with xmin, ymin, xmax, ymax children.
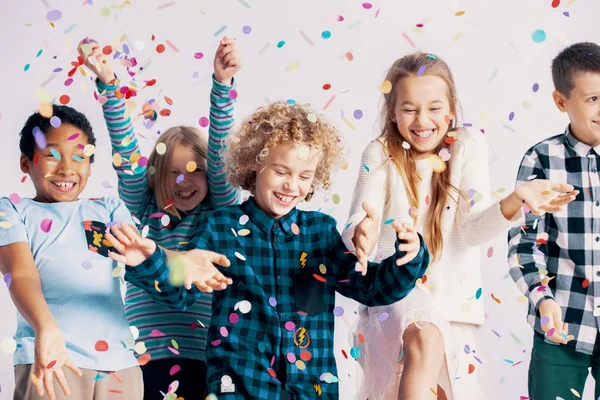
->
<box><xmin>1</xmin><ymin>0</ymin><xmax>599</xmax><ymax>398</ymax></box>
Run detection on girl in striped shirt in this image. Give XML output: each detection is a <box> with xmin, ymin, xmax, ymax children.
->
<box><xmin>77</xmin><ymin>36</ymin><xmax>242</xmax><ymax>399</ymax></box>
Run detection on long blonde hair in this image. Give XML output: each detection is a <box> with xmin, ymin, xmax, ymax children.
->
<box><xmin>147</xmin><ymin>126</ymin><xmax>208</xmax><ymax>219</ymax></box>
<box><xmin>380</xmin><ymin>52</ymin><xmax>465</xmax><ymax>261</ymax></box>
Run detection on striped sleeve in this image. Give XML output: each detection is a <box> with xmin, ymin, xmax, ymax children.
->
<box><xmin>96</xmin><ymin>78</ymin><xmax>149</xmax><ymax>217</ymax></box>
<box><xmin>207</xmin><ymin>76</ymin><xmax>241</xmax><ymax>208</ymax></box>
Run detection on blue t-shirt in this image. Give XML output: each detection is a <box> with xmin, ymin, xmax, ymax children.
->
<box><xmin>0</xmin><ymin>197</ymin><xmax>138</xmax><ymax>371</ymax></box>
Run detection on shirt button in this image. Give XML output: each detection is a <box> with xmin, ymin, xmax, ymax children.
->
<box><xmin>596</xmin><ymin>237</ymin><xmax>600</xmax><ymax>242</ymax></box>
<box><xmin>597</xmin><ymin>271</ymin><xmax>600</xmax><ymax>277</ymax></box>
<box><xmin>596</xmin><ymin>201</ymin><xmax>600</xmax><ymax>207</ymax></box>
<box><xmin>593</xmin><ymin>168</ymin><xmax>598</xmax><ymax>173</ymax></box>
<box><xmin>274</xmin><ymin>237</ymin><xmax>280</xmax><ymax>243</ymax></box>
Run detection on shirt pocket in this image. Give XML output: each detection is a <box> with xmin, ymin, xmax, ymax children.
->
<box><xmin>294</xmin><ymin>267</ymin><xmax>325</xmax><ymax>317</ymax></box>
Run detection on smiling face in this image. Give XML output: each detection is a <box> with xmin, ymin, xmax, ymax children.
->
<box><xmin>252</xmin><ymin>142</ymin><xmax>320</xmax><ymax>219</ymax></box>
<box><xmin>392</xmin><ymin>74</ymin><xmax>455</xmax><ymax>158</ymax></box>
<box><xmin>20</xmin><ymin>123</ymin><xmax>92</xmax><ymax>203</ymax></box>
<box><xmin>553</xmin><ymin>71</ymin><xmax>600</xmax><ymax>147</ymax></box>
<box><xmin>167</xmin><ymin>143</ymin><xmax>208</xmax><ymax>212</ymax></box>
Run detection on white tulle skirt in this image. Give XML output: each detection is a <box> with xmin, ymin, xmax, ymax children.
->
<box><xmin>350</xmin><ymin>293</ymin><xmax>496</xmax><ymax>400</ymax></box>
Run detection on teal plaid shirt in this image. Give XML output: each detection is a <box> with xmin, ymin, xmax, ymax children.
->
<box><xmin>125</xmin><ymin>197</ymin><xmax>429</xmax><ymax>399</ymax></box>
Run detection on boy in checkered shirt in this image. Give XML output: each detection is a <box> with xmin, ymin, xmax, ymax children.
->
<box><xmin>508</xmin><ymin>42</ymin><xmax>600</xmax><ymax>399</ymax></box>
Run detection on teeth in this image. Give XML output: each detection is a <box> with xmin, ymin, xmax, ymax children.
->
<box><xmin>275</xmin><ymin>193</ymin><xmax>294</xmax><ymax>204</ymax></box>
<box><xmin>52</xmin><ymin>181</ymin><xmax>74</xmax><ymax>189</ymax></box>
<box><xmin>412</xmin><ymin>129</ymin><xmax>435</xmax><ymax>138</ymax></box>
<box><xmin>177</xmin><ymin>191</ymin><xmax>196</xmax><ymax>198</ymax></box>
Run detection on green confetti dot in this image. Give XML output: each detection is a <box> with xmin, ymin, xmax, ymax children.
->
<box><xmin>332</xmin><ymin>194</ymin><xmax>340</xmax><ymax>204</ymax></box>
<box><xmin>473</xmin><ymin>192</ymin><xmax>483</xmax><ymax>202</ymax></box>
<box><xmin>100</xmin><ymin>7</ymin><xmax>111</xmax><ymax>17</ymax></box>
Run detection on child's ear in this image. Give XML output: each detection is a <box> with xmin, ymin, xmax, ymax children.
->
<box><xmin>553</xmin><ymin>90</ymin><xmax>568</xmax><ymax>112</ymax></box>
<box><xmin>20</xmin><ymin>154</ymin><xmax>31</xmax><ymax>174</ymax></box>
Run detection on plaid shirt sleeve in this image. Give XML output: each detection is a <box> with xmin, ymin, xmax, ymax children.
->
<box><xmin>124</xmin><ymin>220</ymin><xmax>214</xmax><ymax>310</ymax></box>
<box><xmin>329</xmin><ymin>219</ymin><xmax>429</xmax><ymax>306</ymax></box>
<box><xmin>507</xmin><ymin>148</ymin><xmax>555</xmax><ymax>311</ymax></box>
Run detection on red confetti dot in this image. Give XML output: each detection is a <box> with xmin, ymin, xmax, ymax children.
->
<box><xmin>358</xmin><ymin>333</ymin><xmax>365</xmax><ymax>343</ymax></box>
<box><xmin>159</xmin><ymin>109</ymin><xmax>171</xmax><ymax>116</ymax></box>
<box><xmin>341</xmin><ymin>349</ymin><xmax>348</xmax><ymax>359</ymax></box>
<box><xmin>323</xmin><ymin>83</ymin><xmax>331</xmax><ymax>90</ymax></box>
<box><xmin>59</xmin><ymin>95</ymin><xmax>70</xmax><ymax>105</ymax></box>
<box><xmin>164</xmin><ymin>96</ymin><xmax>174</xmax><ymax>105</ymax></box>
<box><xmin>95</xmin><ymin>340</ymin><xmax>109</xmax><ymax>352</ymax></box>
<box><xmin>138</xmin><ymin>354</ymin><xmax>151</xmax><ymax>366</ymax></box>
<box><xmin>425</xmin><ymin>195</ymin><xmax>431</xmax><ymax>205</ymax></box>
<box><xmin>468</xmin><ymin>364</ymin><xmax>475</xmax><ymax>374</ymax></box>
<box><xmin>300</xmin><ymin>350</ymin><xmax>312</xmax><ymax>361</ymax></box>
<box><xmin>102</xmin><ymin>45</ymin><xmax>113</xmax><ymax>55</ymax></box>
<box><xmin>267</xmin><ymin>368</ymin><xmax>277</xmax><ymax>378</ymax></box>
<box><xmin>156</xmin><ymin>44</ymin><xmax>166</xmax><ymax>53</ymax></box>
<box><xmin>583</xmin><ymin>279</ymin><xmax>590</xmax><ymax>289</ymax></box>
<box><xmin>46</xmin><ymin>360</ymin><xmax>57</xmax><ymax>369</ymax></box>
<box><xmin>444</xmin><ymin>137</ymin><xmax>455</xmax><ymax>145</ymax></box>
<box><xmin>551</xmin><ymin>0</ymin><xmax>560</xmax><ymax>7</ymax></box>
<box><xmin>345</xmin><ymin>52</ymin><xmax>354</xmax><ymax>61</ymax></box>
<box><xmin>312</xmin><ymin>273</ymin><xmax>326</xmax><ymax>283</ymax></box>
<box><xmin>422</xmin><ymin>274</ymin><xmax>428</xmax><ymax>284</ymax></box>
<box><xmin>487</xmin><ymin>247</ymin><xmax>494</xmax><ymax>258</ymax></box>
<box><xmin>21</xmin><ymin>175</ymin><xmax>28</xmax><ymax>183</ymax></box>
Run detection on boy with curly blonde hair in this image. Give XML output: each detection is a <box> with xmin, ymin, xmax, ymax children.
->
<box><xmin>107</xmin><ymin>101</ymin><xmax>430</xmax><ymax>399</ymax></box>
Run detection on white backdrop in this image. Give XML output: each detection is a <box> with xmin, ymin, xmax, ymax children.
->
<box><xmin>1</xmin><ymin>0</ymin><xmax>599</xmax><ymax>398</ymax></box>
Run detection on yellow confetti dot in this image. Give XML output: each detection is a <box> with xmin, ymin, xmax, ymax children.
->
<box><xmin>480</xmin><ymin>112</ymin><xmax>488</xmax><ymax>121</ymax></box>
<box><xmin>295</xmin><ymin>360</ymin><xmax>306</xmax><ymax>370</ymax></box>
<box><xmin>319</xmin><ymin>264</ymin><xmax>327</xmax><ymax>274</ymax></box>
<box><xmin>156</xmin><ymin>143</ymin><xmax>167</xmax><ymax>155</ymax></box>
<box><xmin>186</xmin><ymin>161</ymin><xmax>197</xmax><ymax>173</ymax></box>
<box><xmin>570</xmin><ymin>388</ymin><xmax>581</xmax><ymax>398</ymax></box>
<box><xmin>83</xmin><ymin>144</ymin><xmax>95</xmax><ymax>157</ymax></box>
<box><xmin>111</xmin><ymin>266</ymin><xmax>122</xmax><ymax>278</ymax></box>
<box><xmin>238</xmin><ymin>229</ymin><xmax>251</xmax><ymax>236</ymax></box>
<box><xmin>307</xmin><ymin>113</ymin><xmax>317</xmax><ymax>123</ymax></box>
<box><xmin>1</xmin><ymin>337</ymin><xmax>17</xmax><ymax>354</ymax></box>
<box><xmin>332</xmin><ymin>194</ymin><xmax>340</xmax><ymax>204</ymax></box>
<box><xmin>154</xmin><ymin>280</ymin><xmax>161</xmax><ymax>292</ymax></box>
<box><xmin>171</xmin><ymin>339</ymin><xmax>179</xmax><ymax>349</ymax></box>
<box><xmin>130</xmin><ymin>153</ymin><xmax>141</xmax><ymax>164</ymax></box>
<box><xmin>380</xmin><ymin>80</ymin><xmax>392</xmax><ymax>94</ymax></box>
<box><xmin>122</xmin><ymin>136</ymin><xmax>132</xmax><ymax>147</ymax></box>
<box><xmin>113</xmin><ymin>153</ymin><xmax>122</xmax><ymax>167</ymax></box>
<box><xmin>447</xmin><ymin>131</ymin><xmax>457</xmax><ymax>138</ymax></box>
<box><xmin>38</xmin><ymin>102</ymin><xmax>53</xmax><ymax>118</ymax></box>
<box><xmin>29</xmin><ymin>373</ymin><xmax>39</xmax><ymax>386</ymax></box>
<box><xmin>516</xmin><ymin>296</ymin><xmax>528</xmax><ymax>304</ymax></box>
<box><xmin>0</xmin><ymin>221</ymin><xmax>13</xmax><ymax>229</ymax></box>
<box><xmin>134</xmin><ymin>342</ymin><xmax>147</xmax><ymax>354</ymax></box>
<box><xmin>455</xmin><ymin>10</ymin><xmax>466</xmax><ymax>16</ymax></box>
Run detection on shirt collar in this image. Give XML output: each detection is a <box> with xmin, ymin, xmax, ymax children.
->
<box><xmin>565</xmin><ymin>125</ymin><xmax>600</xmax><ymax>157</ymax></box>
<box><xmin>241</xmin><ymin>197</ymin><xmax>299</xmax><ymax>235</ymax></box>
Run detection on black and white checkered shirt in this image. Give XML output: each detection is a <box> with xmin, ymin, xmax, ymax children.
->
<box><xmin>508</xmin><ymin>127</ymin><xmax>600</xmax><ymax>355</ymax></box>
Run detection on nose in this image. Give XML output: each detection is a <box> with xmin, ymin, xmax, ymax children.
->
<box><xmin>55</xmin><ymin>155</ymin><xmax>76</xmax><ymax>176</ymax></box>
<box><xmin>282</xmin><ymin>175</ymin><xmax>299</xmax><ymax>192</ymax></box>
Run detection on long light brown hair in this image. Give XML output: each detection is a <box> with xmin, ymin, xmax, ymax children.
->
<box><xmin>380</xmin><ymin>52</ymin><xmax>465</xmax><ymax>261</ymax></box>
<box><xmin>147</xmin><ymin>126</ymin><xmax>208</xmax><ymax>219</ymax></box>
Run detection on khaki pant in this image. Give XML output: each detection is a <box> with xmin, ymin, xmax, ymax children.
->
<box><xmin>13</xmin><ymin>364</ymin><xmax>143</xmax><ymax>400</ymax></box>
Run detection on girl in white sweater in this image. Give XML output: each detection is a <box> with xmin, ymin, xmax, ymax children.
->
<box><xmin>342</xmin><ymin>52</ymin><xmax>577</xmax><ymax>399</ymax></box>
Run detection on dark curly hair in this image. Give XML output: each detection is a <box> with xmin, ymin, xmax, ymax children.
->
<box><xmin>19</xmin><ymin>105</ymin><xmax>96</xmax><ymax>162</ymax></box>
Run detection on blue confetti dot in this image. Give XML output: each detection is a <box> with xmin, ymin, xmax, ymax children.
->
<box><xmin>72</xmin><ymin>155</ymin><xmax>84</xmax><ymax>162</ymax></box>
<box><xmin>349</xmin><ymin>347</ymin><xmax>361</xmax><ymax>359</ymax></box>
<box><xmin>24</xmin><ymin>64</ymin><xmax>30</xmax><ymax>72</ymax></box>
<box><xmin>277</xmin><ymin>40</ymin><xmax>286</xmax><ymax>48</ymax></box>
<box><xmin>475</xmin><ymin>287</ymin><xmax>482</xmax><ymax>299</ymax></box>
<box><xmin>533</xmin><ymin>83</ymin><xmax>539</xmax><ymax>92</ymax></box>
<box><xmin>321</xmin><ymin>30</ymin><xmax>331</xmax><ymax>39</ymax></box>
<box><xmin>333</xmin><ymin>306</ymin><xmax>344</xmax><ymax>317</ymax></box>
<box><xmin>509</xmin><ymin>111</ymin><xmax>515</xmax><ymax>121</ymax></box>
<box><xmin>532</xmin><ymin>29</ymin><xmax>547</xmax><ymax>43</ymax></box>
<box><xmin>50</xmin><ymin>148</ymin><xmax>61</xmax><ymax>160</ymax></box>
<box><xmin>286</xmin><ymin>99</ymin><xmax>296</xmax><ymax>105</ymax></box>
<box><xmin>242</xmin><ymin>25</ymin><xmax>252</xmax><ymax>34</ymax></box>
<box><xmin>353</xmin><ymin>109</ymin><xmax>363</xmax><ymax>120</ymax></box>
<box><xmin>176</xmin><ymin>174</ymin><xmax>184</xmax><ymax>184</ymax></box>
<box><xmin>36</xmin><ymin>49</ymin><xmax>43</xmax><ymax>58</ymax></box>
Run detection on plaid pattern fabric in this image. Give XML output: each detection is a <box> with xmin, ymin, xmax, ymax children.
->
<box><xmin>126</xmin><ymin>197</ymin><xmax>429</xmax><ymax>398</ymax></box>
<box><xmin>508</xmin><ymin>127</ymin><xmax>600</xmax><ymax>355</ymax></box>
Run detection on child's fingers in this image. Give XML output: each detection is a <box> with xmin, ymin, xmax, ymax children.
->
<box><xmin>32</xmin><ymin>365</ymin><xmax>45</xmax><ymax>396</ymax></box>
<box><xmin>195</xmin><ymin>281</ymin><xmax>212</xmax><ymax>293</ymax></box>
<box><xmin>120</xmin><ymin>223</ymin><xmax>142</xmax><ymax>241</ymax></box>
<box><xmin>107</xmin><ymin>251</ymin><xmax>127</xmax><ymax>264</ymax></box>
<box><xmin>105</xmin><ymin>230</ymin><xmax>129</xmax><ymax>251</ymax></box>
<box><xmin>43</xmin><ymin>369</ymin><xmax>56</xmax><ymax>400</ymax></box>
<box><xmin>395</xmin><ymin>251</ymin><xmax>417</xmax><ymax>266</ymax></box>
<box><xmin>205</xmin><ymin>251</ymin><xmax>231</xmax><ymax>267</ymax></box>
<box><xmin>63</xmin><ymin>358</ymin><xmax>82</xmax><ymax>377</ymax></box>
<box><xmin>220</xmin><ymin>36</ymin><xmax>236</xmax><ymax>46</ymax></box>
<box><xmin>53</xmin><ymin>368</ymin><xmax>71</xmax><ymax>396</ymax></box>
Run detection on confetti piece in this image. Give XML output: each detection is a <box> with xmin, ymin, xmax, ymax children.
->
<box><xmin>3</xmin><ymin>273</ymin><xmax>12</xmax><ymax>288</ymax></box>
<box><xmin>156</xmin><ymin>44</ymin><xmax>166</xmax><ymax>53</ymax></box>
<box><xmin>455</xmin><ymin>10</ymin><xmax>466</xmax><ymax>16</ymax></box>
<box><xmin>149</xmin><ymin>329</ymin><xmax>166</xmax><ymax>337</ymax></box>
<box><xmin>362</xmin><ymin>2</ymin><xmax>372</xmax><ymax>9</ymax></box>
<box><xmin>46</xmin><ymin>9</ymin><xmax>62</xmax><ymax>21</ymax></box>
<box><xmin>277</xmin><ymin>40</ymin><xmax>286</xmax><ymax>48</ymax></box>
<box><xmin>82</xmin><ymin>260</ymin><xmax>93</xmax><ymax>270</ymax></box>
<box><xmin>468</xmin><ymin>364</ymin><xmax>475</xmax><ymax>374</ymax></box>
<box><xmin>24</xmin><ymin>64</ymin><xmax>30</xmax><ymax>72</ymax></box>
<box><xmin>570</xmin><ymin>388</ymin><xmax>581</xmax><ymax>398</ymax></box>
<box><xmin>291</xmin><ymin>223</ymin><xmax>300</xmax><ymax>235</ymax></box>
<box><xmin>199</xmin><ymin>117</ymin><xmax>209</xmax><ymax>127</ymax></box>
<box><xmin>95</xmin><ymin>340</ymin><xmax>109</xmax><ymax>351</ymax></box>
<box><xmin>552</xmin><ymin>0</ymin><xmax>560</xmax><ymax>7</ymax></box>
<box><xmin>157</xmin><ymin>1</ymin><xmax>176</xmax><ymax>9</ymax></box>
<box><xmin>417</xmin><ymin>64</ymin><xmax>426</xmax><ymax>76</ymax></box>
<box><xmin>487</xmin><ymin>247</ymin><xmax>494</xmax><ymax>258</ymax></box>
<box><xmin>533</xmin><ymin>83</ymin><xmax>540</xmax><ymax>92</ymax></box>
<box><xmin>9</xmin><ymin>193</ymin><xmax>20</xmax><ymax>205</ymax></box>
<box><xmin>381</xmin><ymin>80</ymin><xmax>392</xmax><ymax>94</ymax></box>
<box><xmin>214</xmin><ymin>25</ymin><xmax>227</xmax><ymax>37</ymax></box>
<box><xmin>363</xmin><ymin>164</ymin><xmax>370</xmax><ymax>172</ymax></box>
<box><xmin>332</xmin><ymin>194</ymin><xmax>340</xmax><ymax>204</ymax></box>
<box><xmin>50</xmin><ymin>116</ymin><xmax>61</xmax><ymax>128</ymax></box>
<box><xmin>532</xmin><ymin>30</ymin><xmax>547</xmax><ymax>43</ymax></box>
<box><xmin>509</xmin><ymin>112</ymin><xmax>515</xmax><ymax>121</ymax></box>
<box><xmin>321</xmin><ymin>30</ymin><xmax>331</xmax><ymax>39</ymax></box>
<box><xmin>323</xmin><ymin>95</ymin><xmax>336</xmax><ymax>111</ymax></box>
<box><xmin>186</xmin><ymin>161</ymin><xmax>197</xmax><ymax>172</ymax></box>
<box><xmin>353</xmin><ymin>109</ymin><xmax>363</xmax><ymax>119</ymax></box>
<box><xmin>350</xmin><ymin>347</ymin><xmax>361</xmax><ymax>358</ymax></box>
<box><xmin>378</xmin><ymin>312</ymin><xmax>390</xmax><ymax>321</ymax></box>
<box><xmin>243</xmin><ymin>25</ymin><xmax>252</xmax><ymax>34</ymax></box>
<box><xmin>333</xmin><ymin>306</ymin><xmax>344</xmax><ymax>317</ymax></box>
<box><xmin>40</xmin><ymin>218</ymin><xmax>53</xmax><ymax>233</ymax></box>
<box><xmin>269</xmin><ymin>297</ymin><xmax>277</xmax><ymax>307</ymax></box>
<box><xmin>234</xmin><ymin>300</ymin><xmax>252</xmax><ymax>314</ymax></box>
<box><xmin>475</xmin><ymin>288</ymin><xmax>482</xmax><ymax>299</ymax></box>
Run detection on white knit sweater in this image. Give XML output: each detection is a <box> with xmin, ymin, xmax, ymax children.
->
<box><xmin>342</xmin><ymin>129</ymin><xmax>523</xmax><ymax>324</ymax></box>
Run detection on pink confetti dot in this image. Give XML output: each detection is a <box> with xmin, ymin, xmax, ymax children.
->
<box><xmin>546</xmin><ymin>328</ymin><xmax>556</xmax><ymax>337</ymax></box>
<box><xmin>40</xmin><ymin>219</ymin><xmax>53</xmax><ymax>233</ymax></box>
<box><xmin>220</xmin><ymin>326</ymin><xmax>229</xmax><ymax>337</ymax></box>
<box><xmin>170</xmin><ymin>365</ymin><xmax>181</xmax><ymax>375</ymax></box>
<box><xmin>194</xmin><ymin>52</ymin><xmax>204</xmax><ymax>60</ymax></box>
<box><xmin>228</xmin><ymin>90</ymin><xmax>238</xmax><ymax>100</ymax></box>
<box><xmin>211</xmin><ymin>339</ymin><xmax>222</xmax><ymax>346</ymax></box>
<box><xmin>64</xmin><ymin>78</ymin><xmax>74</xmax><ymax>86</ymax></box>
<box><xmin>229</xmin><ymin>313</ymin><xmax>239</xmax><ymax>324</ymax></box>
<box><xmin>362</xmin><ymin>2</ymin><xmax>372</xmax><ymax>9</ymax></box>
<box><xmin>199</xmin><ymin>117</ymin><xmax>209</xmax><ymax>127</ymax></box>
<box><xmin>9</xmin><ymin>193</ymin><xmax>20</xmax><ymax>205</ymax></box>
<box><xmin>286</xmin><ymin>353</ymin><xmax>296</xmax><ymax>363</ymax></box>
<box><xmin>284</xmin><ymin>321</ymin><xmax>296</xmax><ymax>331</ymax></box>
<box><xmin>138</xmin><ymin>156</ymin><xmax>148</xmax><ymax>167</ymax></box>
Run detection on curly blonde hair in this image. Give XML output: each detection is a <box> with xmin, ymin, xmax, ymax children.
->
<box><xmin>225</xmin><ymin>101</ymin><xmax>345</xmax><ymax>201</ymax></box>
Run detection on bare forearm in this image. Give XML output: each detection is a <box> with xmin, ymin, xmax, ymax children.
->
<box><xmin>8</xmin><ymin>276</ymin><xmax>57</xmax><ymax>331</ymax></box>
